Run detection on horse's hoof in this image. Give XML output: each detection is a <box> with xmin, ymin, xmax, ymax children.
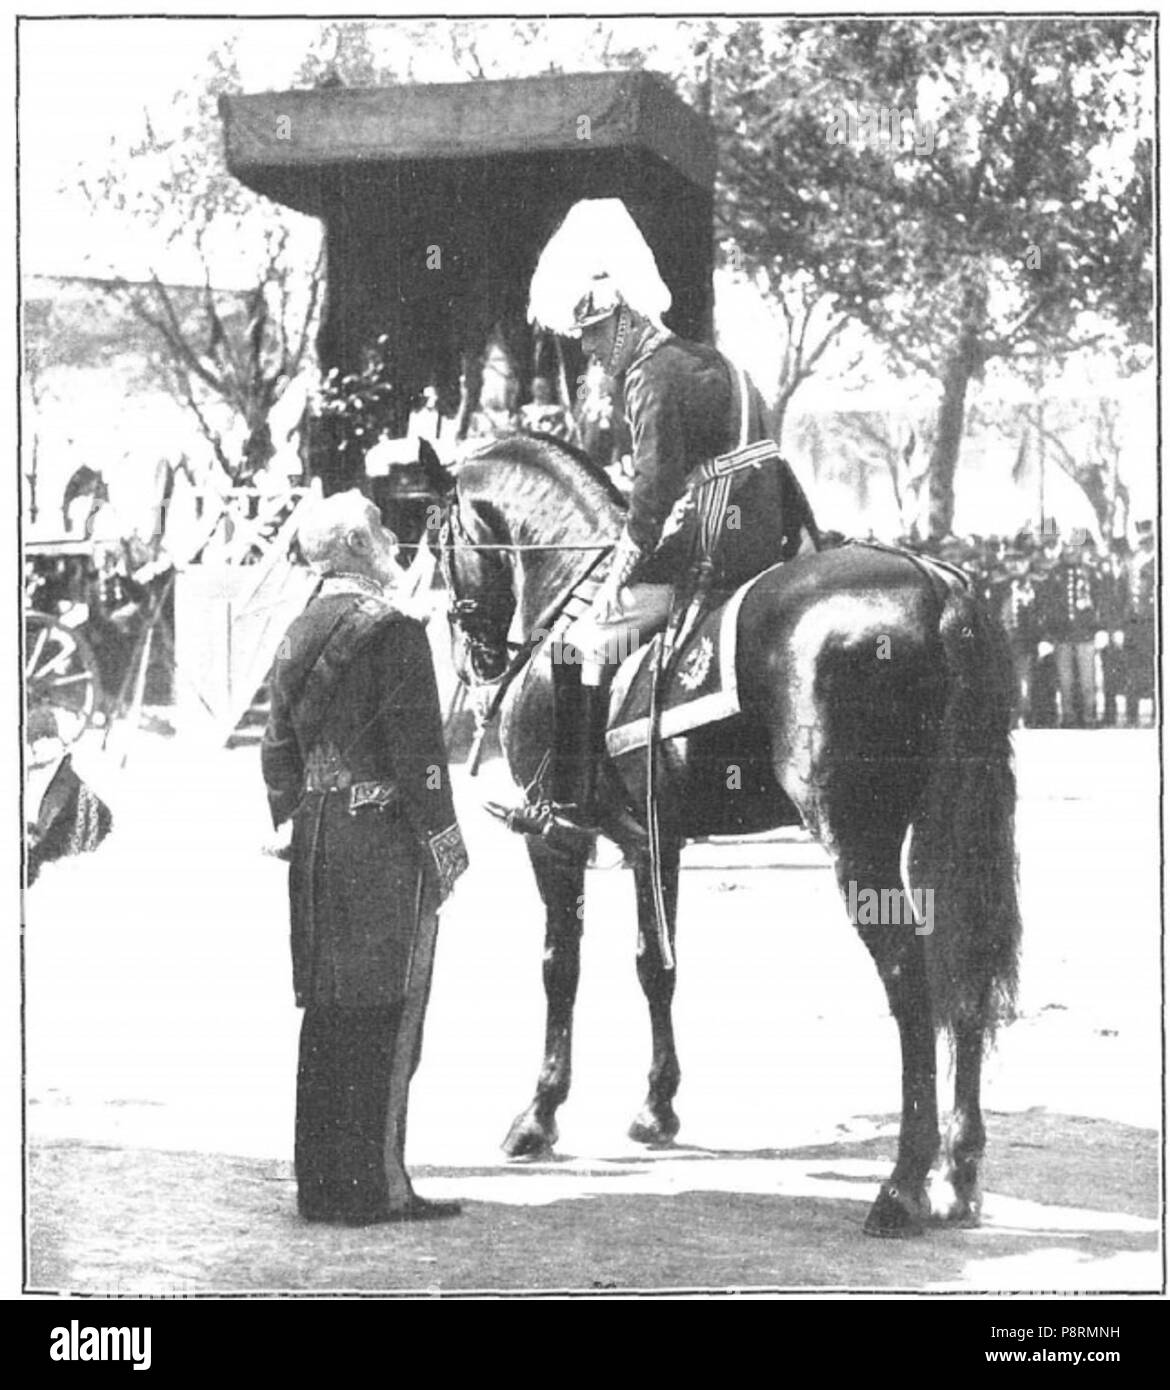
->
<box><xmin>863</xmin><ymin>1182</ymin><xmax>928</xmax><ymax>1238</ymax></box>
<box><xmin>628</xmin><ymin>1106</ymin><xmax>680</xmax><ymax>1147</ymax></box>
<box><xmin>502</xmin><ymin>1111</ymin><xmax>557</xmax><ymax>1160</ymax></box>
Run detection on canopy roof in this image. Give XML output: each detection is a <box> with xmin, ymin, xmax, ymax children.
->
<box><xmin>219</xmin><ymin>70</ymin><xmax>715</xmax><ymax>209</ymax></box>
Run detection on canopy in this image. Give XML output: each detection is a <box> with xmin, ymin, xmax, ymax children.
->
<box><xmin>220</xmin><ymin>70</ymin><xmax>715</xmax><ymax>215</ymax></box>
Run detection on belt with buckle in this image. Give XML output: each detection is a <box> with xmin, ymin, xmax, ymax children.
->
<box><xmin>304</xmin><ymin>768</ymin><xmax>400</xmax><ymax>814</ymax></box>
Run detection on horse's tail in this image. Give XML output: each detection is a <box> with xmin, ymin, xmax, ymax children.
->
<box><xmin>910</xmin><ymin>579</ymin><xmax>1022</xmax><ymax>1038</ymax></box>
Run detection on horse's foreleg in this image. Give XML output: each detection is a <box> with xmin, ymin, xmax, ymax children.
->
<box><xmin>628</xmin><ymin>842</ymin><xmax>682</xmax><ymax>1146</ymax></box>
<box><xmin>502</xmin><ymin>844</ymin><xmax>585</xmax><ymax>1159</ymax></box>
<box><xmin>841</xmin><ymin>857</ymin><xmax>940</xmax><ymax>1237</ymax></box>
<box><xmin>928</xmin><ymin>1017</ymin><xmax>986</xmax><ymax>1226</ymax></box>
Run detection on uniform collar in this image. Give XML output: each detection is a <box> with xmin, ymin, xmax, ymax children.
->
<box><xmin>625</xmin><ymin>323</ymin><xmax>673</xmax><ymax>376</ymax></box>
<box><xmin>319</xmin><ymin>572</ymin><xmax>388</xmax><ymax>601</ymax></box>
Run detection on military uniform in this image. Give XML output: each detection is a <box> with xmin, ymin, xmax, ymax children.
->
<box><xmin>1098</xmin><ymin>555</ymin><xmax>1133</xmax><ymax>726</ymax></box>
<box><xmin>568</xmin><ymin>325</ymin><xmax>816</xmax><ymax>667</ymax></box>
<box><xmin>1039</xmin><ymin>557</ymin><xmax>1101</xmax><ymax>728</ymax></box>
<box><xmin>995</xmin><ymin>569</ymin><xmax>1038</xmax><ymax>727</ymax></box>
<box><xmin>1126</xmin><ymin>544</ymin><xmax>1156</xmax><ymax>721</ymax></box>
<box><xmin>262</xmin><ymin>575</ymin><xmax>467</xmax><ymax>1222</ymax></box>
<box><xmin>496</xmin><ymin>195</ymin><xmax>817</xmax><ymax>849</ymax></box>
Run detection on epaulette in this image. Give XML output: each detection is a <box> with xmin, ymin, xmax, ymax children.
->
<box><xmin>354</xmin><ymin>595</ymin><xmax>409</xmax><ymax>624</ymax></box>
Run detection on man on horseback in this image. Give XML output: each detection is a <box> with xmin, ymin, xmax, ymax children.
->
<box><xmin>495</xmin><ymin>199</ymin><xmax>818</xmax><ymax>852</ymax></box>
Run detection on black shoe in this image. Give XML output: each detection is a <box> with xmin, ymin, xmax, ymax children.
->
<box><xmin>380</xmin><ymin>1196</ymin><xmax>463</xmax><ymax>1223</ymax></box>
<box><xmin>303</xmin><ymin>1196</ymin><xmax>463</xmax><ymax>1226</ymax></box>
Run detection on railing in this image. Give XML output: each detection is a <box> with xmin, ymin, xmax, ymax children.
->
<box><xmin>181</xmin><ymin>484</ymin><xmax>314</xmax><ymax>568</ymax></box>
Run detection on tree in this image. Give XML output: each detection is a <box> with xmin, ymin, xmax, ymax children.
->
<box><xmin>719</xmin><ymin>253</ymin><xmax>851</xmax><ymax>444</ymax></box>
<box><xmin>969</xmin><ymin>380</ymin><xmax>1135</xmax><ymax>542</ymax></box>
<box><xmin>74</xmin><ymin>37</ymin><xmax>324</xmax><ymax>486</ymax></box>
<box><xmin>712</xmin><ymin>17</ymin><xmax>1153</xmax><ymax>535</ymax></box>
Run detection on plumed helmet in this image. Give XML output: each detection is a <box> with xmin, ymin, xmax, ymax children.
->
<box><xmin>528</xmin><ymin>198</ymin><xmax>672</xmax><ymax>336</ymax></box>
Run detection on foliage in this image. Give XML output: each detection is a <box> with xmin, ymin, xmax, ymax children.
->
<box><xmin>969</xmin><ymin>392</ymin><xmax>1134</xmax><ymax>540</ymax></box>
<box><xmin>311</xmin><ymin>337</ymin><xmax>399</xmax><ymax>461</ymax></box>
<box><xmin>709</xmin><ymin>17</ymin><xmax>1153</xmax><ymax>533</ymax></box>
<box><xmin>56</xmin><ymin>17</ymin><xmax>1152</xmax><ymax>526</ymax></box>
<box><xmin>73</xmin><ymin>38</ymin><xmax>323</xmax><ymax>485</ymax></box>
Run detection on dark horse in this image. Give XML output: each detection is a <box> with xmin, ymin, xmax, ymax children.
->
<box><xmin>434</xmin><ymin>435</ymin><xmax>1021</xmax><ymax>1237</ymax></box>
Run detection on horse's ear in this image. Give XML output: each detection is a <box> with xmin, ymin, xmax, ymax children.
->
<box><xmin>418</xmin><ymin>438</ymin><xmax>454</xmax><ymax>497</ymax></box>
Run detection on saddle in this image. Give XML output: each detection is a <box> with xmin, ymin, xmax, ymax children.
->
<box><xmin>603</xmin><ymin>564</ymin><xmax>769</xmax><ymax>761</ymax></box>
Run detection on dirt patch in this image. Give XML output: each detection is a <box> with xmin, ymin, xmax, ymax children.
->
<box><xmin>27</xmin><ymin>1110</ymin><xmax>1159</xmax><ymax>1295</ymax></box>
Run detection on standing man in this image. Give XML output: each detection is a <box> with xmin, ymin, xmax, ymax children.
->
<box><xmin>519</xmin><ymin>376</ymin><xmax>575</xmax><ymax>443</ymax></box>
<box><xmin>1041</xmin><ymin>535</ymin><xmax>1102</xmax><ymax>728</ymax></box>
<box><xmin>263</xmin><ymin>490</ymin><xmax>469</xmax><ymax>1225</ymax></box>
<box><xmin>1126</xmin><ymin>520</ymin><xmax>1156</xmax><ymax>726</ymax></box>
<box><xmin>1098</xmin><ymin>538</ymin><xmax>1133</xmax><ymax>727</ymax></box>
<box><xmin>495</xmin><ymin>198</ymin><xmax>818</xmax><ymax>851</ymax></box>
<box><xmin>995</xmin><ymin>548</ymin><xmax>1038</xmax><ymax>728</ymax></box>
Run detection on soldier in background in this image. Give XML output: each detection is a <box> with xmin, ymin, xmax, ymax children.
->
<box><xmin>262</xmin><ymin>491</ymin><xmax>468</xmax><ymax>1224</ymax></box>
<box><xmin>1027</xmin><ymin>535</ymin><xmax>1060</xmax><ymax>727</ymax></box>
<box><xmin>1126</xmin><ymin>521</ymin><xmax>1156</xmax><ymax>726</ymax></box>
<box><xmin>1098</xmin><ymin>538</ymin><xmax>1133</xmax><ymax>728</ymax></box>
<box><xmin>518</xmin><ymin>375</ymin><xmax>575</xmax><ymax>442</ymax></box>
<box><xmin>996</xmin><ymin>548</ymin><xmax>1039</xmax><ymax>728</ymax></box>
<box><xmin>462</xmin><ymin>335</ymin><xmax>521</xmax><ymax>441</ymax></box>
<box><xmin>1040</xmin><ymin>536</ymin><xmax>1102</xmax><ymax>728</ymax></box>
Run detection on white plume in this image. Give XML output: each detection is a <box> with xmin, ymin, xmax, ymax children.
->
<box><xmin>528</xmin><ymin>198</ymin><xmax>672</xmax><ymax>334</ymax></box>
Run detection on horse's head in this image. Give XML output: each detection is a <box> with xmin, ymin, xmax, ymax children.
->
<box><xmin>438</xmin><ymin>472</ymin><xmax>517</xmax><ymax>685</ymax></box>
<box><xmin>438</xmin><ymin>435</ymin><xmax>625</xmax><ymax>686</ymax></box>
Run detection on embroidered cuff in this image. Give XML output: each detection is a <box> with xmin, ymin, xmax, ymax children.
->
<box><xmin>428</xmin><ymin>823</ymin><xmax>469</xmax><ymax>901</ymax></box>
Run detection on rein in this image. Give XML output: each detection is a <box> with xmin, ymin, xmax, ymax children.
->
<box><xmin>439</xmin><ymin>489</ymin><xmax>614</xmax><ymax>774</ymax></box>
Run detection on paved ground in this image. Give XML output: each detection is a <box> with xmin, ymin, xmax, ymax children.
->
<box><xmin>21</xmin><ymin>725</ymin><xmax>1163</xmax><ymax>1295</ymax></box>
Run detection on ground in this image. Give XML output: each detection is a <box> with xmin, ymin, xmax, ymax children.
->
<box><xmin>22</xmin><ymin>723</ymin><xmax>1163</xmax><ymax>1296</ymax></box>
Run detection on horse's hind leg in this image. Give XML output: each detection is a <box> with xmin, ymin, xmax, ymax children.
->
<box><xmin>628</xmin><ymin>841</ymin><xmax>682</xmax><ymax>1146</ymax></box>
<box><xmin>502</xmin><ymin>843</ymin><xmax>586</xmax><ymax>1159</ymax></box>
<box><xmin>837</xmin><ymin>852</ymin><xmax>940</xmax><ymax>1238</ymax></box>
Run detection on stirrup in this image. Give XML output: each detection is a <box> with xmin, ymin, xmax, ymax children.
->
<box><xmin>484</xmin><ymin>797</ymin><xmax>600</xmax><ymax>845</ymax></box>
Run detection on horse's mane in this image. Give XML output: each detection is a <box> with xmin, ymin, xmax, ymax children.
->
<box><xmin>456</xmin><ymin>432</ymin><xmax>628</xmax><ymax>515</ymax></box>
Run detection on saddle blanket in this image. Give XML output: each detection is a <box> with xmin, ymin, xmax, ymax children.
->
<box><xmin>605</xmin><ymin>564</ymin><xmax>779</xmax><ymax>760</ymax></box>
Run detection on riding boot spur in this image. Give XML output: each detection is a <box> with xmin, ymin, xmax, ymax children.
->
<box><xmin>486</xmin><ymin>658</ymin><xmax>606</xmax><ymax>848</ymax></box>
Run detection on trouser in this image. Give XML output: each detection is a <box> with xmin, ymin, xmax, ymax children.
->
<box><xmin>1125</xmin><ymin>622</ymin><xmax>1155</xmax><ymax>718</ymax></box>
<box><xmin>1010</xmin><ymin>644</ymin><xmax>1035</xmax><ymax>726</ymax></box>
<box><xmin>1100</xmin><ymin>636</ymin><xmax>1127</xmax><ymax>725</ymax></box>
<box><xmin>565</xmin><ymin>582</ymin><xmax>674</xmax><ymax>685</ymax></box>
<box><xmin>1054</xmin><ymin>640</ymin><xmax>1097</xmax><ymax>728</ymax></box>
<box><xmin>294</xmin><ymin>906</ymin><xmax>440</xmax><ymax>1221</ymax></box>
<box><xmin>1031</xmin><ymin>650</ymin><xmax>1058</xmax><ymax>727</ymax></box>
<box><xmin>295</xmin><ymin>1007</ymin><xmax>401</xmax><ymax>1221</ymax></box>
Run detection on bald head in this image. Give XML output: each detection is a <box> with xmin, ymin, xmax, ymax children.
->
<box><xmin>296</xmin><ymin>489</ymin><xmax>399</xmax><ymax>583</ymax></box>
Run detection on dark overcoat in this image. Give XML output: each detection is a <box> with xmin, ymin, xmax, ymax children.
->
<box><xmin>262</xmin><ymin>581</ymin><xmax>465</xmax><ymax>1009</ymax></box>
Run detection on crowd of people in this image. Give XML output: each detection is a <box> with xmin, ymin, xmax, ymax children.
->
<box><xmin>900</xmin><ymin>523</ymin><xmax>1157</xmax><ymax>729</ymax></box>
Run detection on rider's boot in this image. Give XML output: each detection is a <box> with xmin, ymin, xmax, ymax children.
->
<box><xmin>486</xmin><ymin>660</ymin><xmax>606</xmax><ymax>851</ymax></box>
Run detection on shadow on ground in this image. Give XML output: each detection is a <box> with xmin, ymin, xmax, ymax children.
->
<box><xmin>27</xmin><ymin>1111</ymin><xmax>1158</xmax><ymax>1295</ymax></box>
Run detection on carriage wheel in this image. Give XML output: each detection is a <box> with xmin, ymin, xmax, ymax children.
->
<box><xmin>24</xmin><ymin>612</ymin><xmax>101</xmax><ymax>745</ymax></box>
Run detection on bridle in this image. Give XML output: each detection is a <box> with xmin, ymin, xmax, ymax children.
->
<box><xmin>438</xmin><ymin>496</ymin><xmax>517</xmax><ymax>683</ymax></box>
<box><xmin>438</xmin><ymin>483</ymin><xmax>614</xmax><ymax>687</ymax></box>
